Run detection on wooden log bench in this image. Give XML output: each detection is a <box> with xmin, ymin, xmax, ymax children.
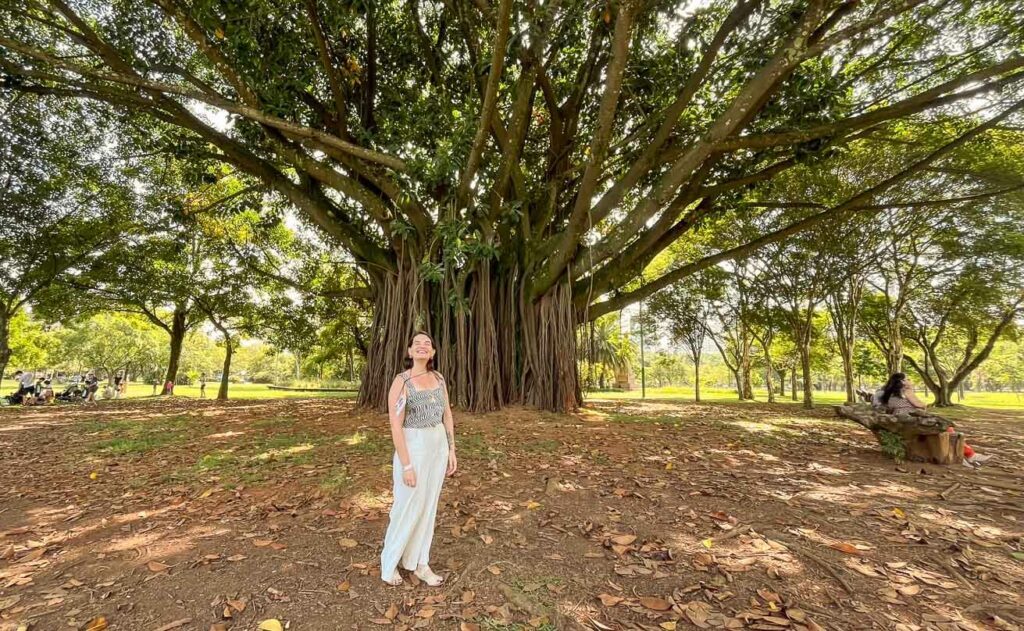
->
<box><xmin>835</xmin><ymin>402</ymin><xmax>965</xmax><ymax>465</ymax></box>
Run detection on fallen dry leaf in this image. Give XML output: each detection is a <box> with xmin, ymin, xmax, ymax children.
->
<box><xmin>829</xmin><ymin>542</ymin><xmax>865</xmax><ymax>556</ymax></box>
<box><xmin>16</xmin><ymin>548</ymin><xmax>46</xmax><ymax>563</ymax></box>
<box><xmin>257</xmin><ymin>620</ymin><xmax>284</xmax><ymax>631</ymax></box>
<box><xmin>146</xmin><ymin>561</ymin><xmax>171</xmax><ymax>573</ymax></box>
<box><xmin>82</xmin><ymin>617</ymin><xmax>108</xmax><ymax>631</ymax></box>
<box><xmin>416</xmin><ymin>607</ymin><xmax>436</xmax><ymax>618</ymax></box>
<box><xmin>598</xmin><ymin>593</ymin><xmax>624</xmax><ymax>606</ymax></box>
<box><xmin>639</xmin><ymin>596</ymin><xmax>672</xmax><ymax>611</ymax></box>
<box><xmin>338</xmin><ymin>538</ymin><xmax>358</xmax><ymax>548</ymax></box>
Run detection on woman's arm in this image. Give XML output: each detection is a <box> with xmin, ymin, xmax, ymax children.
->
<box><xmin>388</xmin><ymin>376</ymin><xmax>414</xmax><ymax>478</ymax></box>
<box><xmin>904</xmin><ymin>385</ymin><xmax>927</xmax><ymax>409</ymax></box>
<box><xmin>437</xmin><ymin>373</ymin><xmax>458</xmax><ymax>475</ymax></box>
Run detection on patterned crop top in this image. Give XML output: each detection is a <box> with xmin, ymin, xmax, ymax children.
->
<box><xmin>401</xmin><ymin>372</ymin><xmax>446</xmax><ymax>428</ymax></box>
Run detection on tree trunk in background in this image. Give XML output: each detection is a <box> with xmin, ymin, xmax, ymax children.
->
<box><xmin>739</xmin><ymin>329</ymin><xmax>754</xmax><ymax>399</ymax></box>
<box><xmin>357</xmin><ymin>256</ymin><xmax>579</xmax><ymax>413</ymax></box>
<box><xmin>800</xmin><ymin>344</ymin><xmax>813</xmax><ymax>409</ymax></box>
<box><xmin>347</xmin><ymin>347</ymin><xmax>354</xmax><ymax>382</ymax></box>
<box><xmin>777</xmin><ymin>369</ymin><xmax>786</xmax><ymax>396</ymax></box>
<box><xmin>218</xmin><ymin>339</ymin><xmax>232</xmax><ymax>400</ymax></box>
<box><xmin>162</xmin><ymin>307</ymin><xmax>187</xmax><ymax>394</ymax></box>
<box><xmin>791</xmin><ymin>368</ymin><xmax>797</xmax><ymax>401</ymax></box>
<box><xmin>694</xmin><ymin>358</ymin><xmax>701</xmax><ymax>403</ymax></box>
<box><xmin>0</xmin><ymin>312</ymin><xmax>11</xmax><ymax>392</ymax></box>
<box><xmin>885</xmin><ymin>319</ymin><xmax>903</xmax><ymax>374</ymax></box>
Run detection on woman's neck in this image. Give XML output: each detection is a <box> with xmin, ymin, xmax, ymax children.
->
<box><xmin>411</xmin><ymin>359</ymin><xmax>430</xmax><ymax>374</ymax></box>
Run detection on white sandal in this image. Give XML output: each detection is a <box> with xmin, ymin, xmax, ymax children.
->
<box><xmin>383</xmin><ymin>570</ymin><xmax>403</xmax><ymax>586</ymax></box>
<box><xmin>414</xmin><ymin>565</ymin><xmax>444</xmax><ymax>586</ymax></box>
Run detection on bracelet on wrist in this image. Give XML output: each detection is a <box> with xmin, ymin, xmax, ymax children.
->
<box><xmin>402</xmin><ymin>464</ymin><xmax>414</xmax><ymax>472</ymax></box>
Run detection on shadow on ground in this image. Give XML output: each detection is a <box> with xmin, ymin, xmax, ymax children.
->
<box><xmin>0</xmin><ymin>397</ymin><xmax>1021</xmax><ymax>630</ymax></box>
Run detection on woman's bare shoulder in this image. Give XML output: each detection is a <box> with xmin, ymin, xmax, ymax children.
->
<box><xmin>432</xmin><ymin>370</ymin><xmax>446</xmax><ymax>382</ymax></box>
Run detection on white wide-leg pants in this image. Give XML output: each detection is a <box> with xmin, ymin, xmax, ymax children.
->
<box><xmin>380</xmin><ymin>425</ymin><xmax>448</xmax><ymax>580</ymax></box>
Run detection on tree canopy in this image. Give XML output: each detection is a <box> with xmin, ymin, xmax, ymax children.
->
<box><xmin>3</xmin><ymin>0</ymin><xmax>1024</xmax><ymax>410</ymax></box>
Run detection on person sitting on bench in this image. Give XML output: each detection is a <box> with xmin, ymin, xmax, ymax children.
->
<box><xmin>878</xmin><ymin>373</ymin><xmax>989</xmax><ymax>467</ymax></box>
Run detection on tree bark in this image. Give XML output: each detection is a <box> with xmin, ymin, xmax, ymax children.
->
<box><xmin>791</xmin><ymin>365</ymin><xmax>797</xmax><ymax>401</ymax></box>
<box><xmin>0</xmin><ymin>312</ymin><xmax>11</xmax><ymax>392</ymax></box>
<box><xmin>694</xmin><ymin>357</ymin><xmax>701</xmax><ymax>403</ymax></box>
<box><xmin>356</xmin><ymin>256</ymin><xmax>580</xmax><ymax>413</ymax></box>
<box><xmin>162</xmin><ymin>306</ymin><xmax>187</xmax><ymax>394</ymax></box>
<box><xmin>218</xmin><ymin>339</ymin><xmax>232</xmax><ymax>400</ymax></box>
<box><xmin>800</xmin><ymin>342</ymin><xmax>813</xmax><ymax>409</ymax></box>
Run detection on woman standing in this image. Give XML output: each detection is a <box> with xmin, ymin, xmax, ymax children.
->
<box><xmin>380</xmin><ymin>331</ymin><xmax>458</xmax><ymax>586</ymax></box>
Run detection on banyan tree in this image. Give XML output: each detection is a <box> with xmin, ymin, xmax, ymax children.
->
<box><xmin>2</xmin><ymin>0</ymin><xmax>1022</xmax><ymax>411</ymax></box>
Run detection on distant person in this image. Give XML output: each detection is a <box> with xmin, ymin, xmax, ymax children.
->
<box><xmin>878</xmin><ymin>372</ymin><xmax>989</xmax><ymax>467</ymax></box>
<box><xmin>19</xmin><ymin>369</ymin><xmax>36</xmax><ymax>400</ymax></box>
<box><xmin>84</xmin><ymin>372</ymin><xmax>100</xmax><ymax>405</ymax></box>
<box><xmin>39</xmin><ymin>379</ymin><xmax>54</xmax><ymax>404</ymax></box>
<box><xmin>152</xmin><ymin>379</ymin><xmax>159</xmax><ymax>395</ymax></box>
<box><xmin>113</xmin><ymin>372</ymin><xmax>124</xmax><ymax>399</ymax></box>
<box><xmin>199</xmin><ymin>374</ymin><xmax>207</xmax><ymax>399</ymax></box>
<box><xmin>164</xmin><ymin>379</ymin><xmax>175</xmax><ymax>396</ymax></box>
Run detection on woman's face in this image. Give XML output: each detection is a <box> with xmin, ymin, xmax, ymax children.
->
<box><xmin>408</xmin><ymin>334</ymin><xmax>435</xmax><ymax>363</ymax></box>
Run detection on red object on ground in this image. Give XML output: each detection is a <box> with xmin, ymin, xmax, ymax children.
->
<box><xmin>947</xmin><ymin>426</ymin><xmax>975</xmax><ymax>458</ymax></box>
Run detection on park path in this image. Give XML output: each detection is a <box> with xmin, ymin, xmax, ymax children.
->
<box><xmin>0</xmin><ymin>397</ymin><xmax>1021</xmax><ymax>630</ymax></box>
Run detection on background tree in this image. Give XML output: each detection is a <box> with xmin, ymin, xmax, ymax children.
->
<box><xmin>0</xmin><ymin>94</ymin><xmax>127</xmax><ymax>383</ymax></box>
<box><xmin>647</xmin><ymin>269</ymin><xmax>723</xmax><ymax>402</ymax></box>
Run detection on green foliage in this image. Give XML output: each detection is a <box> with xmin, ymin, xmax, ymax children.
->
<box><xmin>878</xmin><ymin>430</ymin><xmax>907</xmax><ymax>462</ymax></box>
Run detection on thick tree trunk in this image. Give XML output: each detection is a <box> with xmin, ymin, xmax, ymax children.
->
<box><xmin>218</xmin><ymin>339</ymin><xmax>232</xmax><ymax>400</ymax></box>
<box><xmin>842</xmin><ymin>354</ymin><xmax>855</xmax><ymax>404</ymax></box>
<box><xmin>694</xmin><ymin>359</ymin><xmax>701</xmax><ymax>403</ymax></box>
<box><xmin>791</xmin><ymin>364</ymin><xmax>797</xmax><ymax>401</ymax></box>
<box><xmin>777</xmin><ymin>369</ymin><xmax>786</xmax><ymax>396</ymax></box>
<box><xmin>886</xmin><ymin>322</ymin><xmax>903</xmax><ymax>374</ymax></box>
<box><xmin>357</xmin><ymin>257</ymin><xmax>579</xmax><ymax>413</ymax></box>
<box><xmin>765</xmin><ymin>366</ymin><xmax>775</xmax><ymax>403</ymax></box>
<box><xmin>800</xmin><ymin>344</ymin><xmax>813</xmax><ymax>409</ymax></box>
<box><xmin>162</xmin><ymin>307</ymin><xmax>187</xmax><ymax>395</ymax></box>
<box><xmin>739</xmin><ymin>330</ymin><xmax>754</xmax><ymax>400</ymax></box>
<box><xmin>0</xmin><ymin>312</ymin><xmax>11</xmax><ymax>392</ymax></box>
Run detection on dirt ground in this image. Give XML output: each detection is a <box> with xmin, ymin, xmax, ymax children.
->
<box><xmin>0</xmin><ymin>397</ymin><xmax>1021</xmax><ymax>631</ymax></box>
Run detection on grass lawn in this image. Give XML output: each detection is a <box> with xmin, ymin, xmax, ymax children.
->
<box><xmin>120</xmin><ymin>381</ymin><xmax>356</xmax><ymax>400</ymax></box>
<box><xmin>585</xmin><ymin>385</ymin><xmax>1024</xmax><ymax>410</ymax></box>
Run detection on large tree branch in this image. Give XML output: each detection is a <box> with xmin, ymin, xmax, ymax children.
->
<box><xmin>0</xmin><ymin>36</ymin><xmax>408</xmax><ymax>172</ymax></box>
<box><xmin>544</xmin><ymin>1</ymin><xmax>828</xmax><ymax>299</ymax></box>
<box><xmin>456</xmin><ymin>0</ymin><xmax>513</xmax><ymax>206</ymax></box>
<box><xmin>715</xmin><ymin>59</ymin><xmax>1024</xmax><ymax>153</ymax></box>
<box><xmin>305</xmin><ymin>0</ymin><xmax>349</xmax><ymax>137</ymax></box>
<box><xmin>586</xmin><ymin>100</ymin><xmax>1024</xmax><ymax>320</ymax></box>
